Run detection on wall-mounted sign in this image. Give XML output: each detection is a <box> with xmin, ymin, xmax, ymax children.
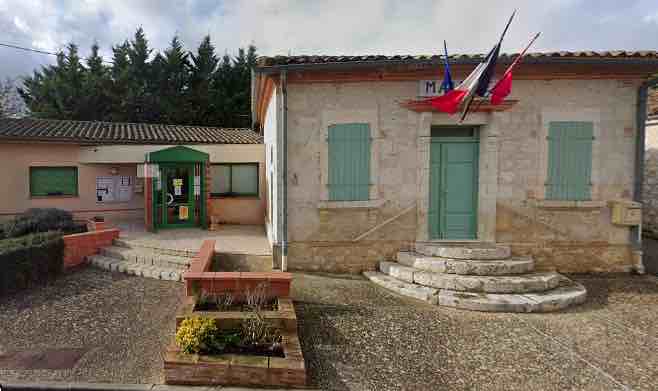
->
<box><xmin>96</xmin><ymin>175</ymin><xmax>134</xmax><ymax>203</ymax></box>
<box><xmin>173</xmin><ymin>178</ymin><xmax>183</xmax><ymax>196</ymax></box>
<box><xmin>179</xmin><ymin>205</ymin><xmax>189</xmax><ymax>220</ymax></box>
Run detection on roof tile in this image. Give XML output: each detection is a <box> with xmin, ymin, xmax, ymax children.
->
<box><xmin>0</xmin><ymin>118</ymin><xmax>263</xmax><ymax>145</ymax></box>
<box><xmin>256</xmin><ymin>51</ymin><xmax>658</xmax><ymax>68</ymax></box>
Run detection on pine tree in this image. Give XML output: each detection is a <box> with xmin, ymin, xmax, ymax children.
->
<box><xmin>125</xmin><ymin>27</ymin><xmax>153</xmax><ymax>122</ymax></box>
<box><xmin>80</xmin><ymin>42</ymin><xmax>111</xmax><ymax>120</ymax></box>
<box><xmin>159</xmin><ymin>35</ymin><xmax>190</xmax><ymax>123</ymax></box>
<box><xmin>16</xmin><ymin>28</ymin><xmax>258</xmax><ymax>128</ymax></box>
<box><xmin>189</xmin><ymin>35</ymin><xmax>219</xmax><ymax>125</ymax></box>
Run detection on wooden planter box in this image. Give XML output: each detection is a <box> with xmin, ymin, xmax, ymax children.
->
<box><xmin>164</xmin><ymin>296</ymin><xmax>306</xmax><ymax>387</ymax></box>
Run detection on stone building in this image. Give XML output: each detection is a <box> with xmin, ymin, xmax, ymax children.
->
<box><xmin>643</xmin><ymin>87</ymin><xmax>658</xmax><ymax>237</ymax></box>
<box><xmin>253</xmin><ymin>51</ymin><xmax>658</xmax><ymax>284</ymax></box>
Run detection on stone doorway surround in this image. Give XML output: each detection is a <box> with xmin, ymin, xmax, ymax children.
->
<box><xmin>416</xmin><ymin>112</ymin><xmax>498</xmax><ymax>243</ymax></box>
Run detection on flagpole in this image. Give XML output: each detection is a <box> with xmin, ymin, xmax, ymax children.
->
<box><xmin>460</xmin><ymin>9</ymin><xmax>516</xmax><ymax>122</ymax></box>
<box><xmin>503</xmin><ymin>32</ymin><xmax>541</xmax><ymax>77</ymax></box>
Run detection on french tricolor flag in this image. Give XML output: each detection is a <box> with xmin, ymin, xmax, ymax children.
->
<box><xmin>427</xmin><ymin>11</ymin><xmax>515</xmax><ymax>117</ymax></box>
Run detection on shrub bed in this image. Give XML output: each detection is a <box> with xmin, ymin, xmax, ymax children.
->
<box><xmin>0</xmin><ymin>208</ymin><xmax>86</xmax><ymax>240</ymax></box>
<box><xmin>0</xmin><ymin>231</ymin><xmax>64</xmax><ymax>295</ymax></box>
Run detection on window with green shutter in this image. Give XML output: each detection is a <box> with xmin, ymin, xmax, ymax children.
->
<box><xmin>328</xmin><ymin>123</ymin><xmax>371</xmax><ymax>201</ymax></box>
<box><xmin>30</xmin><ymin>167</ymin><xmax>78</xmax><ymax>197</ymax></box>
<box><xmin>546</xmin><ymin>121</ymin><xmax>593</xmax><ymax>201</ymax></box>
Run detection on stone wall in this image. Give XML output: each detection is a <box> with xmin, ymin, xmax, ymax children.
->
<box><xmin>284</xmin><ymin>78</ymin><xmax>641</xmax><ymax>273</ymax></box>
<box><xmin>643</xmin><ymin>118</ymin><xmax>658</xmax><ymax>236</ymax></box>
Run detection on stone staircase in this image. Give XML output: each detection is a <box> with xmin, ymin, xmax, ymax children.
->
<box><xmin>88</xmin><ymin>238</ymin><xmax>194</xmax><ymax>281</ymax></box>
<box><xmin>364</xmin><ymin>242</ymin><xmax>587</xmax><ymax>313</ymax></box>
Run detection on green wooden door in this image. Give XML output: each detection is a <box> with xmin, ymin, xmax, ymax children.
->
<box><xmin>429</xmin><ymin>140</ymin><xmax>479</xmax><ymax>239</ymax></box>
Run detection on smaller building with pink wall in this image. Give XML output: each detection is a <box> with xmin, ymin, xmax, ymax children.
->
<box><xmin>0</xmin><ymin>118</ymin><xmax>266</xmax><ymax>232</ymax></box>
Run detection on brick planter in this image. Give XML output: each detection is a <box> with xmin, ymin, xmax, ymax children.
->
<box><xmin>164</xmin><ymin>328</ymin><xmax>305</xmax><ymax>387</ymax></box>
<box><xmin>62</xmin><ymin>228</ymin><xmax>120</xmax><ymax>269</ymax></box>
<box><xmin>175</xmin><ymin>296</ymin><xmax>297</xmax><ymax>333</ymax></box>
<box><xmin>165</xmin><ymin>296</ymin><xmax>305</xmax><ymax>387</ymax></box>
<box><xmin>167</xmin><ymin>239</ymin><xmax>304</xmax><ymax>387</ymax></box>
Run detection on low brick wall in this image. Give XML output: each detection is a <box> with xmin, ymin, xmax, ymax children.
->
<box><xmin>62</xmin><ymin>228</ymin><xmax>120</xmax><ymax>269</ymax></box>
<box><xmin>183</xmin><ymin>239</ymin><xmax>292</xmax><ymax>297</ymax></box>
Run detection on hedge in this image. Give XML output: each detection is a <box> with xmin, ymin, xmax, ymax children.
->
<box><xmin>0</xmin><ymin>231</ymin><xmax>64</xmax><ymax>295</ymax></box>
<box><xmin>0</xmin><ymin>208</ymin><xmax>85</xmax><ymax>240</ymax></box>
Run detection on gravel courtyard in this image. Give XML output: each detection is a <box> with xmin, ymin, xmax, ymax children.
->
<box><xmin>293</xmin><ymin>272</ymin><xmax>658</xmax><ymax>391</ymax></box>
<box><xmin>0</xmin><ymin>267</ymin><xmax>183</xmax><ymax>384</ymax></box>
<box><xmin>1</xmin><ymin>266</ymin><xmax>657</xmax><ymax>390</ymax></box>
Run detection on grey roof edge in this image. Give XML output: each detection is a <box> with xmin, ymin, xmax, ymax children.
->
<box><xmin>254</xmin><ymin>54</ymin><xmax>658</xmax><ymax>74</ymax></box>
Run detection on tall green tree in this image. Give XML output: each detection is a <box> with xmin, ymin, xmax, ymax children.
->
<box><xmin>189</xmin><ymin>35</ymin><xmax>219</xmax><ymax>125</ymax></box>
<box><xmin>80</xmin><ymin>42</ymin><xmax>112</xmax><ymax>120</ymax></box>
<box><xmin>19</xmin><ymin>28</ymin><xmax>257</xmax><ymax>128</ymax></box>
<box><xmin>158</xmin><ymin>35</ymin><xmax>190</xmax><ymax>124</ymax></box>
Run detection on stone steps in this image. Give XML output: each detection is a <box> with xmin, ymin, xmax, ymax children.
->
<box><xmin>363</xmin><ymin>271</ymin><xmax>439</xmax><ymax>304</ymax></box>
<box><xmin>100</xmin><ymin>245</ymin><xmax>192</xmax><ymax>271</ymax></box>
<box><xmin>364</xmin><ymin>271</ymin><xmax>586</xmax><ymax>313</ymax></box>
<box><xmin>398</xmin><ymin>251</ymin><xmax>534</xmax><ymax>275</ymax></box>
<box><xmin>113</xmin><ymin>238</ymin><xmax>198</xmax><ymax>258</ymax></box>
<box><xmin>89</xmin><ymin>255</ymin><xmax>183</xmax><ymax>281</ymax></box>
<box><xmin>415</xmin><ymin>242</ymin><xmax>511</xmax><ymax>260</ymax></box>
<box><xmin>380</xmin><ymin>261</ymin><xmax>562</xmax><ymax>293</ymax></box>
<box><xmin>365</xmin><ymin>242</ymin><xmax>586</xmax><ymax>313</ymax></box>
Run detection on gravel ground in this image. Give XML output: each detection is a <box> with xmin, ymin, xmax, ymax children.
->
<box><xmin>293</xmin><ymin>272</ymin><xmax>658</xmax><ymax>391</ymax></box>
<box><xmin>1</xmin><ymin>266</ymin><xmax>657</xmax><ymax>390</ymax></box>
<box><xmin>0</xmin><ymin>267</ymin><xmax>183</xmax><ymax>384</ymax></box>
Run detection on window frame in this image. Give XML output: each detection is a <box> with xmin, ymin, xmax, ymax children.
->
<box><xmin>29</xmin><ymin>166</ymin><xmax>79</xmax><ymax>198</ymax></box>
<box><xmin>210</xmin><ymin>163</ymin><xmax>259</xmax><ymax>198</ymax></box>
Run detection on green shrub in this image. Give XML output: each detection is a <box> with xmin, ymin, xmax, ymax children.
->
<box><xmin>175</xmin><ymin>316</ymin><xmax>241</xmax><ymax>354</ymax></box>
<box><xmin>0</xmin><ymin>231</ymin><xmax>64</xmax><ymax>295</ymax></box>
<box><xmin>1</xmin><ymin>208</ymin><xmax>85</xmax><ymax>239</ymax></box>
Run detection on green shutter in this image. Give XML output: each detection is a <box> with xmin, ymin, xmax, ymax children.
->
<box><xmin>328</xmin><ymin>123</ymin><xmax>370</xmax><ymax>201</ymax></box>
<box><xmin>546</xmin><ymin>121</ymin><xmax>593</xmax><ymax>201</ymax></box>
<box><xmin>30</xmin><ymin>167</ymin><xmax>78</xmax><ymax>196</ymax></box>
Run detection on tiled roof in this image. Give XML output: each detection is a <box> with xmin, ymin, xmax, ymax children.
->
<box><xmin>256</xmin><ymin>51</ymin><xmax>658</xmax><ymax>68</ymax></box>
<box><xmin>0</xmin><ymin>118</ymin><xmax>263</xmax><ymax>144</ymax></box>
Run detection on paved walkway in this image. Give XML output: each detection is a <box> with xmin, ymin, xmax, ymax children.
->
<box><xmin>293</xmin><ymin>273</ymin><xmax>658</xmax><ymax>391</ymax></box>
<box><xmin>116</xmin><ymin>223</ymin><xmax>271</xmax><ymax>255</ymax></box>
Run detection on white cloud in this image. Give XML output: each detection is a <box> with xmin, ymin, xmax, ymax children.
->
<box><xmin>13</xmin><ymin>16</ymin><xmax>30</xmax><ymax>33</ymax></box>
<box><xmin>644</xmin><ymin>11</ymin><xmax>658</xmax><ymax>24</ymax></box>
<box><xmin>0</xmin><ymin>0</ymin><xmax>657</xmax><ymax>79</ymax></box>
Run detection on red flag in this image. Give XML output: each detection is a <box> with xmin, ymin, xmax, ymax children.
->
<box><xmin>490</xmin><ymin>32</ymin><xmax>541</xmax><ymax>105</ymax></box>
<box><xmin>490</xmin><ymin>72</ymin><xmax>513</xmax><ymax>105</ymax></box>
<box><xmin>430</xmin><ymin>89</ymin><xmax>468</xmax><ymax>114</ymax></box>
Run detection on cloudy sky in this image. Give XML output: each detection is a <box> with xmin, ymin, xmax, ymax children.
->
<box><xmin>1</xmin><ymin>0</ymin><xmax>657</xmax><ymax>79</ymax></box>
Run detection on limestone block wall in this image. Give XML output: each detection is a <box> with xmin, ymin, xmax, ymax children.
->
<box><xmin>284</xmin><ymin>78</ymin><xmax>641</xmax><ymax>273</ymax></box>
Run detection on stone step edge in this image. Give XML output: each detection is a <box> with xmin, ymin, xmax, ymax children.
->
<box><xmin>363</xmin><ymin>271</ymin><xmax>439</xmax><ymax>304</ymax></box>
<box><xmin>414</xmin><ymin>242</ymin><xmax>512</xmax><ymax>260</ymax></box>
<box><xmin>380</xmin><ymin>261</ymin><xmax>562</xmax><ymax>294</ymax></box>
<box><xmin>364</xmin><ymin>271</ymin><xmax>587</xmax><ymax>313</ymax></box>
<box><xmin>438</xmin><ymin>281</ymin><xmax>587</xmax><ymax>313</ymax></box>
<box><xmin>114</xmin><ymin>238</ymin><xmax>198</xmax><ymax>258</ymax></box>
<box><xmin>397</xmin><ymin>251</ymin><xmax>534</xmax><ymax>275</ymax></box>
<box><xmin>89</xmin><ymin>255</ymin><xmax>183</xmax><ymax>281</ymax></box>
<box><xmin>101</xmin><ymin>246</ymin><xmax>192</xmax><ymax>268</ymax></box>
